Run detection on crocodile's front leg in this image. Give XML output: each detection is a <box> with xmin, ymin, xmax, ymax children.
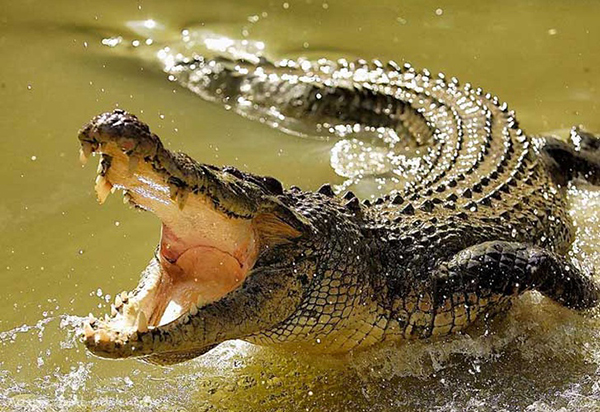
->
<box><xmin>416</xmin><ymin>241</ymin><xmax>600</xmax><ymax>337</ymax></box>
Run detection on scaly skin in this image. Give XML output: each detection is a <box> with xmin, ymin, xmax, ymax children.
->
<box><xmin>78</xmin><ymin>57</ymin><xmax>600</xmax><ymax>365</ymax></box>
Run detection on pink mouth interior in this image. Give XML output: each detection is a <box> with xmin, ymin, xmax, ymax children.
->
<box><xmin>152</xmin><ymin>223</ymin><xmax>257</xmax><ymax>326</ymax></box>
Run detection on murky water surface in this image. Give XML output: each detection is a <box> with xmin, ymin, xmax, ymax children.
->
<box><xmin>1</xmin><ymin>1</ymin><xmax>600</xmax><ymax>410</ymax></box>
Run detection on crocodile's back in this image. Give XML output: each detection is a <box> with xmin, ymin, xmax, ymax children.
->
<box><xmin>168</xmin><ymin>56</ymin><xmax>573</xmax><ymax>260</ymax></box>
<box><xmin>356</xmin><ymin>65</ymin><xmax>575</xmax><ymax>264</ymax></box>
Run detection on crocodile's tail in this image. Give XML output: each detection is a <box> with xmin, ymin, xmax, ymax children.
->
<box><xmin>542</xmin><ymin>127</ymin><xmax>600</xmax><ymax>186</ymax></box>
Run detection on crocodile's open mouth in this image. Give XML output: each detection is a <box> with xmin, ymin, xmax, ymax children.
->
<box><xmin>82</xmin><ymin>143</ymin><xmax>260</xmax><ymax>346</ymax></box>
<box><xmin>78</xmin><ymin>110</ymin><xmax>302</xmax><ymax>359</ymax></box>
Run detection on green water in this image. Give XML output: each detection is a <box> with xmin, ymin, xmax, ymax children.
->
<box><xmin>1</xmin><ymin>1</ymin><xmax>600</xmax><ymax>410</ymax></box>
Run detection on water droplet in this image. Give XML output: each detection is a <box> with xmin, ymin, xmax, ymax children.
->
<box><xmin>143</xmin><ymin>19</ymin><xmax>157</xmax><ymax>29</ymax></box>
<box><xmin>101</xmin><ymin>37</ymin><xmax>122</xmax><ymax>48</ymax></box>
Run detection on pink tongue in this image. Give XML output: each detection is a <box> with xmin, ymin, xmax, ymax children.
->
<box><xmin>165</xmin><ymin>246</ymin><xmax>246</xmax><ymax>306</ymax></box>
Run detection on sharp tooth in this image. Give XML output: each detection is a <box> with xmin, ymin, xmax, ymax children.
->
<box><xmin>115</xmin><ymin>295</ymin><xmax>123</xmax><ymax>308</ymax></box>
<box><xmin>88</xmin><ymin>313</ymin><xmax>96</xmax><ymax>322</ymax></box>
<box><xmin>79</xmin><ymin>143</ymin><xmax>93</xmax><ymax>164</ymax></box>
<box><xmin>103</xmin><ymin>314</ymin><xmax>110</xmax><ymax>322</ymax></box>
<box><xmin>189</xmin><ymin>305</ymin><xmax>198</xmax><ymax>316</ymax></box>
<box><xmin>96</xmin><ymin>161</ymin><xmax>104</xmax><ymax>174</ymax></box>
<box><xmin>79</xmin><ymin>149</ymin><xmax>89</xmax><ymax>164</ymax></box>
<box><xmin>83</xmin><ymin>323</ymin><xmax>94</xmax><ymax>338</ymax></box>
<box><xmin>123</xmin><ymin>192</ymin><xmax>132</xmax><ymax>204</ymax></box>
<box><xmin>111</xmin><ymin>304</ymin><xmax>118</xmax><ymax>317</ymax></box>
<box><xmin>120</xmin><ymin>291</ymin><xmax>129</xmax><ymax>303</ymax></box>
<box><xmin>136</xmin><ymin>311</ymin><xmax>148</xmax><ymax>333</ymax></box>
<box><xmin>96</xmin><ymin>183</ymin><xmax>111</xmax><ymax>204</ymax></box>
<box><xmin>95</xmin><ymin>175</ymin><xmax>113</xmax><ymax>204</ymax></box>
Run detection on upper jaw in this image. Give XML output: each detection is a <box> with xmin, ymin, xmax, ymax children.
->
<box><xmin>79</xmin><ymin>110</ymin><xmax>310</xmax><ymax>240</ymax></box>
<box><xmin>78</xmin><ymin>109</ymin><xmax>306</xmax><ymax>221</ymax></box>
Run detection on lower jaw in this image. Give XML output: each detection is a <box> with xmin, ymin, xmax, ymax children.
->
<box><xmin>83</xmin><ymin>245</ymin><xmax>251</xmax><ymax>357</ymax></box>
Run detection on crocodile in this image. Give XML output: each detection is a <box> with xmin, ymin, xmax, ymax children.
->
<box><xmin>78</xmin><ymin>56</ymin><xmax>600</xmax><ymax>366</ymax></box>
